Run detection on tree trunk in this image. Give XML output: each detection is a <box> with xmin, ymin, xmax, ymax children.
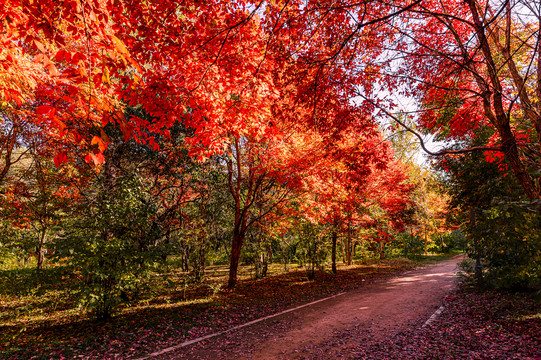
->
<box><xmin>340</xmin><ymin>239</ymin><xmax>346</xmax><ymax>264</ymax></box>
<box><xmin>346</xmin><ymin>225</ymin><xmax>353</xmax><ymax>265</ymax></box>
<box><xmin>36</xmin><ymin>228</ymin><xmax>46</xmax><ymax>270</ymax></box>
<box><xmin>424</xmin><ymin>226</ymin><xmax>428</xmax><ymax>255</ymax></box>
<box><xmin>346</xmin><ymin>238</ymin><xmax>353</xmax><ymax>265</ymax></box>
<box><xmin>199</xmin><ymin>241</ymin><xmax>206</xmax><ymax>276</ymax></box>
<box><xmin>181</xmin><ymin>240</ymin><xmax>189</xmax><ymax>272</ymax></box>
<box><xmin>499</xmin><ymin>124</ymin><xmax>539</xmax><ymax>200</ymax></box>
<box><xmin>379</xmin><ymin>242</ymin><xmax>386</xmax><ymax>260</ymax></box>
<box><xmin>162</xmin><ymin>231</ymin><xmax>170</xmax><ymax>262</ymax></box>
<box><xmin>282</xmin><ymin>245</ymin><xmax>289</xmax><ymax>272</ymax></box>
<box><xmin>261</xmin><ymin>252</ymin><xmax>268</xmax><ymax>278</ymax></box>
<box><xmin>331</xmin><ymin>231</ymin><xmax>337</xmax><ymax>274</ymax></box>
<box><xmin>228</xmin><ymin>229</ymin><xmax>244</xmax><ymax>288</ymax></box>
<box><xmin>266</xmin><ymin>244</ymin><xmax>273</xmax><ymax>264</ymax></box>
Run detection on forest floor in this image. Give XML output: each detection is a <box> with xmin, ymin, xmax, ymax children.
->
<box><xmin>154</xmin><ymin>255</ymin><xmax>540</xmax><ymax>360</ymax></box>
<box><xmin>1</xmin><ymin>255</ymin><xmax>540</xmax><ymax>359</ymax></box>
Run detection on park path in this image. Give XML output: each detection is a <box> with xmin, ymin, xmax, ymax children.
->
<box><xmin>150</xmin><ymin>256</ymin><xmax>462</xmax><ymax>359</ymax></box>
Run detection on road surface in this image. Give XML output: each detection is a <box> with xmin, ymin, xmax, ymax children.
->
<box><xmin>148</xmin><ymin>256</ymin><xmax>462</xmax><ymax>359</ymax></box>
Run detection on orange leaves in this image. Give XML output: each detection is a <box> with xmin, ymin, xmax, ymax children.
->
<box><xmin>32</xmin><ymin>52</ymin><xmax>59</xmax><ymax>77</ymax></box>
<box><xmin>46</xmin><ymin>62</ymin><xmax>60</xmax><ymax>76</ymax></box>
<box><xmin>91</xmin><ymin>136</ymin><xmax>107</xmax><ymax>153</ymax></box>
<box><xmin>33</xmin><ymin>39</ymin><xmax>47</xmax><ymax>53</ymax></box>
<box><xmin>85</xmin><ymin>152</ymin><xmax>105</xmax><ymax>166</ymax></box>
<box><xmin>110</xmin><ymin>35</ymin><xmax>142</xmax><ymax>71</ymax></box>
<box><xmin>111</xmin><ymin>35</ymin><xmax>129</xmax><ymax>56</ymax></box>
<box><xmin>99</xmin><ymin>128</ymin><xmax>110</xmax><ymax>143</ymax></box>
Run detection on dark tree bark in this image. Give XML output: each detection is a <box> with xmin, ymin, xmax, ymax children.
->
<box><xmin>36</xmin><ymin>228</ymin><xmax>46</xmax><ymax>270</ymax></box>
<box><xmin>331</xmin><ymin>230</ymin><xmax>338</xmax><ymax>274</ymax></box>
<box><xmin>228</xmin><ymin>229</ymin><xmax>244</xmax><ymax>288</ymax></box>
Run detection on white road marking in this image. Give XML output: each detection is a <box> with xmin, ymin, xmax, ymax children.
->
<box><xmin>422</xmin><ymin>305</ymin><xmax>445</xmax><ymax>328</ymax></box>
<box><xmin>137</xmin><ymin>292</ymin><xmax>346</xmax><ymax>359</ymax></box>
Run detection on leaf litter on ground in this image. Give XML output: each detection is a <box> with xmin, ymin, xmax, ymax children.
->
<box><xmin>3</xmin><ymin>257</ymin><xmax>539</xmax><ymax>360</ymax></box>
<box><xmin>0</xmin><ymin>259</ymin><xmax>415</xmax><ymax>359</ymax></box>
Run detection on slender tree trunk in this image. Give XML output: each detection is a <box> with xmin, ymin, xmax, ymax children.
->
<box><xmin>0</xmin><ymin>118</ymin><xmax>19</xmax><ymax>184</ymax></box>
<box><xmin>282</xmin><ymin>244</ymin><xmax>289</xmax><ymax>272</ymax></box>
<box><xmin>346</xmin><ymin>239</ymin><xmax>353</xmax><ymax>265</ymax></box>
<box><xmin>340</xmin><ymin>239</ymin><xmax>346</xmax><ymax>264</ymax></box>
<box><xmin>331</xmin><ymin>231</ymin><xmax>337</xmax><ymax>274</ymax></box>
<box><xmin>261</xmin><ymin>252</ymin><xmax>268</xmax><ymax>278</ymax></box>
<box><xmin>424</xmin><ymin>226</ymin><xmax>428</xmax><ymax>255</ymax></box>
<box><xmin>266</xmin><ymin>244</ymin><xmax>273</xmax><ymax>264</ymax></box>
<box><xmin>346</xmin><ymin>220</ymin><xmax>353</xmax><ymax>265</ymax></box>
<box><xmin>181</xmin><ymin>240</ymin><xmax>189</xmax><ymax>272</ymax></box>
<box><xmin>199</xmin><ymin>241</ymin><xmax>206</xmax><ymax>275</ymax></box>
<box><xmin>162</xmin><ymin>231</ymin><xmax>170</xmax><ymax>262</ymax></box>
<box><xmin>36</xmin><ymin>228</ymin><xmax>46</xmax><ymax>270</ymax></box>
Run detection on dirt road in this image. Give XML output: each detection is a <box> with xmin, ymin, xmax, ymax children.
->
<box><xmin>151</xmin><ymin>256</ymin><xmax>462</xmax><ymax>359</ymax></box>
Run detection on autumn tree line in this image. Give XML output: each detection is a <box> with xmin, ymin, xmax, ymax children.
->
<box><xmin>1</xmin><ymin>0</ymin><xmax>540</xmax><ymax>318</ymax></box>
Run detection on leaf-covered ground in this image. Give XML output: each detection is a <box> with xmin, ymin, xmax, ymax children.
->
<box><xmin>3</xmin><ymin>256</ymin><xmax>539</xmax><ymax>360</ymax></box>
<box><xmin>308</xmin><ymin>285</ymin><xmax>541</xmax><ymax>360</ymax></box>
<box><xmin>1</xmin><ymin>258</ymin><xmax>418</xmax><ymax>359</ymax></box>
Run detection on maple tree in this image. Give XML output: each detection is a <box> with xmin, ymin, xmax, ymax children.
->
<box><xmin>4</xmin><ymin>0</ymin><xmax>538</xmax><ymax>190</ymax></box>
<box><xmin>223</xmin><ymin>134</ymin><xmax>296</xmax><ymax>288</ymax></box>
<box><xmin>433</xmin><ymin>127</ymin><xmax>541</xmax><ymax>289</ymax></box>
<box><xmin>386</xmin><ymin>0</ymin><xmax>541</xmax><ymax>200</ymax></box>
<box><xmin>2</xmin><ymin>9</ymin><xmax>541</xmax><ymax>360</ymax></box>
<box><xmin>1</xmin><ymin>0</ymin><xmax>455</xmax><ymax>299</ymax></box>
<box><xmin>2</xmin><ymin>0</ymin><xmax>129</xmax><ymax>171</ymax></box>
<box><xmin>260</xmin><ymin>0</ymin><xmax>541</xmax><ymax>201</ymax></box>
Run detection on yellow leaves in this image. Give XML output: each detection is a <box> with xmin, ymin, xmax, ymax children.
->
<box><xmin>111</xmin><ymin>36</ymin><xmax>129</xmax><ymax>56</ymax></box>
<box><xmin>110</xmin><ymin>35</ymin><xmax>143</xmax><ymax>73</ymax></box>
<box><xmin>102</xmin><ymin>67</ymin><xmax>111</xmax><ymax>85</ymax></box>
<box><xmin>78</xmin><ymin>65</ymin><xmax>87</xmax><ymax>77</ymax></box>
<box><xmin>111</xmin><ymin>36</ymin><xmax>130</xmax><ymax>67</ymax></box>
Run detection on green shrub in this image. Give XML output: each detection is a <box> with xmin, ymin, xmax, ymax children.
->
<box><xmin>469</xmin><ymin>201</ymin><xmax>541</xmax><ymax>290</ymax></box>
<box><xmin>53</xmin><ymin>176</ymin><xmax>164</xmax><ymax>320</ymax></box>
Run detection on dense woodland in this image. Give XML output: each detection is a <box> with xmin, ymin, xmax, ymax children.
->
<box><xmin>1</xmin><ymin>0</ymin><xmax>540</xmax><ymax>325</ymax></box>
